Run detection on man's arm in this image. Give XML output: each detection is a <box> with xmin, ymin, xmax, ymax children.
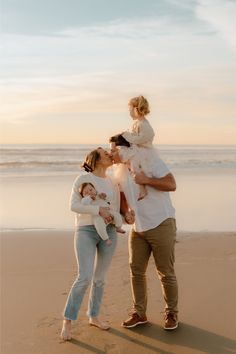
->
<box><xmin>134</xmin><ymin>171</ymin><xmax>176</xmax><ymax>192</ymax></box>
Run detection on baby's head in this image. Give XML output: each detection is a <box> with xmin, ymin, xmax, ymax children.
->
<box><xmin>79</xmin><ymin>182</ymin><xmax>97</xmax><ymax>198</ymax></box>
<box><xmin>129</xmin><ymin>95</ymin><xmax>150</xmax><ymax>119</ymax></box>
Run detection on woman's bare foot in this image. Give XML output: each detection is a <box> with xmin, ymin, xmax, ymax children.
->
<box><xmin>89</xmin><ymin>317</ymin><xmax>110</xmax><ymax>330</ymax></box>
<box><xmin>61</xmin><ymin>319</ymin><xmax>72</xmax><ymax>341</ymax></box>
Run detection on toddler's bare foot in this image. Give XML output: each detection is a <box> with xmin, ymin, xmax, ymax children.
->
<box><xmin>106</xmin><ymin>239</ymin><xmax>112</xmax><ymax>246</ymax></box>
<box><xmin>116</xmin><ymin>227</ymin><xmax>126</xmax><ymax>234</ymax></box>
<box><xmin>138</xmin><ymin>185</ymin><xmax>148</xmax><ymax>201</ymax></box>
<box><xmin>61</xmin><ymin>319</ymin><xmax>72</xmax><ymax>341</ymax></box>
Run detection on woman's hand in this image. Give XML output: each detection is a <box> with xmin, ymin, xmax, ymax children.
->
<box><xmin>99</xmin><ymin>207</ymin><xmax>113</xmax><ymax>224</ymax></box>
<box><xmin>124</xmin><ymin>210</ymin><xmax>135</xmax><ymax>224</ymax></box>
<box><xmin>98</xmin><ymin>192</ymin><xmax>107</xmax><ymax>200</ymax></box>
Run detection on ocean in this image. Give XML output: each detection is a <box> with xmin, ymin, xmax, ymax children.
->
<box><xmin>1</xmin><ymin>144</ymin><xmax>236</xmax><ymax>232</ymax></box>
<box><xmin>1</xmin><ymin>144</ymin><xmax>236</xmax><ymax>177</ymax></box>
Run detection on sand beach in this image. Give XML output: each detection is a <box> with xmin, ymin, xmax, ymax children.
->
<box><xmin>1</xmin><ymin>230</ymin><xmax>236</xmax><ymax>354</ymax></box>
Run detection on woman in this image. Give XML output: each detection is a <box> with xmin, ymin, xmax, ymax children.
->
<box><xmin>61</xmin><ymin>147</ymin><xmax>133</xmax><ymax>340</ymax></box>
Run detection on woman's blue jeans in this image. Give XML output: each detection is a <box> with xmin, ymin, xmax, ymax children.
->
<box><xmin>63</xmin><ymin>225</ymin><xmax>117</xmax><ymax>320</ymax></box>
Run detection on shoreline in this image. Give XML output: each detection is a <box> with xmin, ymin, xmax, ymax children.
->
<box><xmin>1</xmin><ymin>228</ymin><xmax>236</xmax><ymax>234</ymax></box>
<box><xmin>1</xmin><ymin>230</ymin><xmax>236</xmax><ymax>354</ymax></box>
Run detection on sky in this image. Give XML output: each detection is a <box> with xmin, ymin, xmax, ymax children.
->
<box><xmin>0</xmin><ymin>0</ymin><xmax>236</xmax><ymax>145</ymax></box>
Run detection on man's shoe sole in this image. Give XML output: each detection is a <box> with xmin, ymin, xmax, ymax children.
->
<box><xmin>122</xmin><ymin>320</ymin><xmax>148</xmax><ymax>328</ymax></box>
<box><xmin>164</xmin><ymin>322</ymin><xmax>179</xmax><ymax>331</ymax></box>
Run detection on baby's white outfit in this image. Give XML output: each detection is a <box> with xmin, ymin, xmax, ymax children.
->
<box><xmin>81</xmin><ymin>195</ymin><xmax>123</xmax><ymax>241</ymax></box>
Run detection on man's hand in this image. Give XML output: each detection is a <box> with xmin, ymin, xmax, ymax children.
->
<box><xmin>134</xmin><ymin>171</ymin><xmax>149</xmax><ymax>185</ymax></box>
<box><xmin>124</xmin><ymin>210</ymin><xmax>135</xmax><ymax>224</ymax></box>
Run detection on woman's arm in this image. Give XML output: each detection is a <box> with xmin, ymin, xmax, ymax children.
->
<box><xmin>134</xmin><ymin>171</ymin><xmax>176</xmax><ymax>192</ymax></box>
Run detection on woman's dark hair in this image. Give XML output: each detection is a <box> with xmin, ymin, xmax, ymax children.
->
<box><xmin>81</xmin><ymin>149</ymin><xmax>101</xmax><ymax>172</ymax></box>
<box><xmin>109</xmin><ymin>134</ymin><xmax>130</xmax><ymax>147</ymax></box>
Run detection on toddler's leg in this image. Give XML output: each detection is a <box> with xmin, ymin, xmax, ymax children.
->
<box><xmin>138</xmin><ymin>185</ymin><xmax>148</xmax><ymax>201</ymax></box>
<box><xmin>130</xmin><ymin>157</ymin><xmax>148</xmax><ymax>201</ymax></box>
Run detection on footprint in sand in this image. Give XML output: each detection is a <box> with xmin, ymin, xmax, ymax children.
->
<box><xmin>105</xmin><ymin>343</ymin><xmax>123</xmax><ymax>354</ymax></box>
<box><xmin>37</xmin><ymin>316</ymin><xmax>60</xmax><ymax>328</ymax></box>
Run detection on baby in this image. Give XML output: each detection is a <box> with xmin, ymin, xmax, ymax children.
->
<box><xmin>79</xmin><ymin>182</ymin><xmax>125</xmax><ymax>245</ymax></box>
<box><xmin>110</xmin><ymin>95</ymin><xmax>156</xmax><ymax>201</ymax></box>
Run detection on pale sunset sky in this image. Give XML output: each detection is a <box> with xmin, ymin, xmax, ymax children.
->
<box><xmin>1</xmin><ymin>0</ymin><xmax>236</xmax><ymax>145</ymax></box>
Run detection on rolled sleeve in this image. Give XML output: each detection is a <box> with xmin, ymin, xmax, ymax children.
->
<box><xmin>151</xmin><ymin>156</ymin><xmax>170</xmax><ymax>178</ymax></box>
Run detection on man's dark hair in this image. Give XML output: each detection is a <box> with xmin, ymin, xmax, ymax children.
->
<box><xmin>109</xmin><ymin>134</ymin><xmax>130</xmax><ymax>147</ymax></box>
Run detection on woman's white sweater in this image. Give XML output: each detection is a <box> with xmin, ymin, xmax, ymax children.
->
<box><xmin>70</xmin><ymin>172</ymin><xmax>120</xmax><ymax>229</ymax></box>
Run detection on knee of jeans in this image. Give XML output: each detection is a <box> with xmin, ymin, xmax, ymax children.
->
<box><xmin>75</xmin><ymin>275</ymin><xmax>92</xmax><ymax>288</ymax></box>
<box><xmin>92</xmin><ymin>279</ymin><xmax>105</xmax><ymax>288</ymax></box>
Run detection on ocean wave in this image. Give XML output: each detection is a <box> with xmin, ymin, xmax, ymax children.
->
<box><xmin>1</xmin><ymin>145</ymin><xmax>236</xmax><ymax>176</ymax></box>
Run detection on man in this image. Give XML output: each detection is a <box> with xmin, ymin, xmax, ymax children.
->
<box><xmin>111</xmin><ymin>148</ymin><xmax>179</xmax><ymax>331</ymax></box>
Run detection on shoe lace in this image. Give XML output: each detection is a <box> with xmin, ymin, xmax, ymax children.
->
<box><xmin>164</xmin><ymin>313</ymin><xmax>176</xmax><ymax>321</ymax></box>
<box><xmin>128</xmin><ymin>311</ymin><xmax>138</xmax><ymax>318</ymax></box>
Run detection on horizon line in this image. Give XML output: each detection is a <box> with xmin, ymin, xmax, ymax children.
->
<box><xmin>1</xmin><ymin>143</ymin><xmax>236</xmax><ymax>147</ymax></box>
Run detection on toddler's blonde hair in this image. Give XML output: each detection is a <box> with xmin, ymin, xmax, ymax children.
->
<box><xmin>129</xmin><ymin>95</ymin><xmax>150</xmax><ymax>116</ymax></box>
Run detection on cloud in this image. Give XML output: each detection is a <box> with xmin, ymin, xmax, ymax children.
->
<box><xmin>195</xmin><ymin>0</ymin><xmax>236</xmax><ymax>51</ymax></box>
<box><xmin>59</xmin><ymin>13</ymin><xmax>212</xmax><ymax>40</ymax></box>
<box><xmin>1</xmin><ymin>0</ymin><xmax>195</xmax><ymax>36</ymax></box>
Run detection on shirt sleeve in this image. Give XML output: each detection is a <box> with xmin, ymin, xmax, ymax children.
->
<box><xmin>81</xmin><ymin>196</ymin><xmax>93</xmax><ymax>205</ymax></box>
<box><xmin>122</xmin><ymin>120</ymin><xmax>154</xmax><ymax>145</ymax></box>
<box><xmin>151</xmin><ymin>156</ymin><xmax>170</xmax><ymax>178</ymax></box>
<box><xmin>70</xmin><ymin>176</ymin><xmax>100</xmax><ymax>215</ymax></box>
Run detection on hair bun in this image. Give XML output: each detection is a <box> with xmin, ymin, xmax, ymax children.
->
<box><xmin>81</xmin><ymin>162</ymin><xmax>93</xmax><ymax>172</ymax></box>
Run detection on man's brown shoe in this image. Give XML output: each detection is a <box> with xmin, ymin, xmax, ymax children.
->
<box><xmin>122</xmin><ymin>313</ymin><xmax>148</xmax><ymax>328</ymax></box>
<box><xmin>164</xmin><ymin>313</ymin><xmax>178</xmax><ymax>330</ymax></box>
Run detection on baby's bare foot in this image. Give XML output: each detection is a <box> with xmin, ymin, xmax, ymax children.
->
<box><xmin>61</xmin><ymin>319</ymin><xmax>72</xmax><ymax>341</ymax></box>
<box><xmin>116</xmin><ymin>227</ymin><xmax>126</xmax><ymax>234</ymax></box>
